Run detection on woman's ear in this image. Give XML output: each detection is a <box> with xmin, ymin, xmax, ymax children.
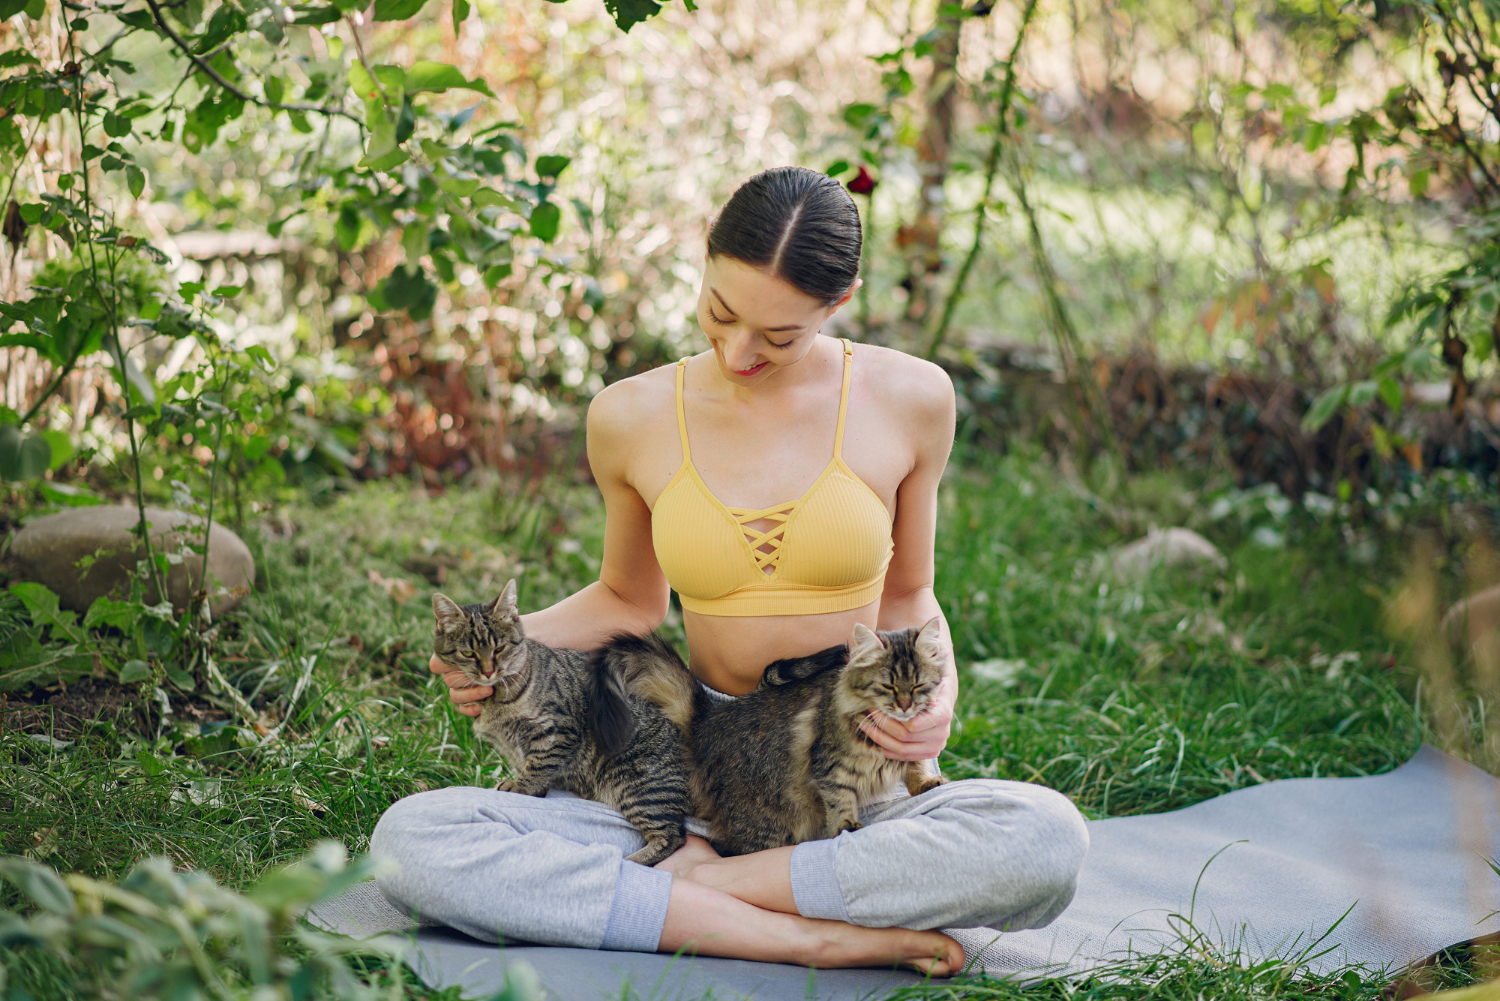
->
<box><xmin>827</xmin><ymin>277</ymin><xmax>862</xmax><ymax>314</ymax></box>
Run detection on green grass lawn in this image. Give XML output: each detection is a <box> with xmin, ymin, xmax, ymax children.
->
<box><xmin>0</xmin><ymin>451</ymin><xmax>1488</xmax><ymax>999</ymax></box>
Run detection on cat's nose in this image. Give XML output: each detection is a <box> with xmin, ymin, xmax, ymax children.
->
<box><xmin>895</xmin><ymin>693</ymin><xmax>912</xmax><ymax>710</ymax></box>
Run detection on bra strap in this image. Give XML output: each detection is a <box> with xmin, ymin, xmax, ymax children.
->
<box><xmin>834</xmin><ymin>338</ymin><xmax>854</xmax><ymax>457</ymax></box>
<box><xmin>674</xmin><ymin>358</ymin><xmax>692</xmax><ymax>462</ymax></box>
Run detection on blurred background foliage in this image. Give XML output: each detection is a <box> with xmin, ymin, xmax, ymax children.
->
<box><xmin>1</xmin><ymin>0</ymin><xmax>1498</xmax><ymax>505</ymax></box>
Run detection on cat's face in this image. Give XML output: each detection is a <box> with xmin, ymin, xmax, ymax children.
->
<box><xmin>843</xmin><ymin>619</ymin><xmax>945</xmax><ymax>723</ymax></box>
<box><xmin>432</xmin><ymin>579</ymin><xmax>527</xmax><ymax>687</ymax></box>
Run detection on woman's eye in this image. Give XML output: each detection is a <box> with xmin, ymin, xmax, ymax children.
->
<box><xmin>707</xmin><ymin>307</ymin><xmax>728</xmax><ymax>325</ymax></box>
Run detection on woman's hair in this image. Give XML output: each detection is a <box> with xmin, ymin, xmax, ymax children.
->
<box><xmin>706</xmin><ymin>166</ymin><xmax>862</xmax><ymax>306</ymax></box>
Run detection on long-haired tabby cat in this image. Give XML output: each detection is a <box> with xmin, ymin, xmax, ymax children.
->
<box><xmin>431</xmin><ymin>580</ymin><xmax>692</xmax><ymax>866</ymax></box>
<box><xmin>640</xmin><ymin>619</ymin><xmax>950</xmax><ymax>857</ymax></box>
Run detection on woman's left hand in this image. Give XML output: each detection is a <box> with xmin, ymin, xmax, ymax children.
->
<box><xmin>860</xmin><ymin>674</ymin><xmax>956</xmax><ymax>761</ymax></box>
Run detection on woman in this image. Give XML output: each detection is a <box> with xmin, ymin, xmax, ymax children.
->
<box><xmin>372</xmin><ymin>167</ymin><xmax>1088</xmax><ymax>975</ymax></box>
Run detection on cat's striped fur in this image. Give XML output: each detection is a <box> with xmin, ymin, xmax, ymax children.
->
<box><xmin>638</xmin><ymin>619</ymin><xmax>950</xmax><ymax>857</ymax></box>
<box><xmin>432</xmin><ymin>580</ymin><xmax>691</xmax><ymax>866</ymax></box>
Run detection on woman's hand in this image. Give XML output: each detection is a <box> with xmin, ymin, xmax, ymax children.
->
<box><xmin>859</xmin><ymin>673</ymin><xmax>956</xmax><ymax>761</ymax></box>
<box><xmin>429</xmin><ymin>655</ymin><xmax>491</xmax><ymax>718</ymax></box>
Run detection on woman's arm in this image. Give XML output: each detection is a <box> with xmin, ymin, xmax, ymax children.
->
<box><xmin>864</xmin><ymin>358</ymin><xmax>958</xmax><ymax>761</ymax></box>
<box><xmin>433</xmin><ymin>381</ymin><xmax>672</xmax><ymax>716</ymax></box>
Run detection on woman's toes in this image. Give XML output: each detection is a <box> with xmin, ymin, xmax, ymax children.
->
<box><xmin>654</xmin><ymin>834</ymin><xmax>721</xmax><ymax>879</ymax></box>
<box><xmin>902</xmin><ymin>931</ymin><xmax>964</xmax><ymax>977</ymax></box>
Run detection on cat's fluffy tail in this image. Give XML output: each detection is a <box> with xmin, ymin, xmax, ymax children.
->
<box><xmin>586</xmin><ymin>649</ymin><xmax>637</xmax><ymax>757</ymax></box>
<box><xmin>759</xmin><ymin>642</ymin><xmax>849</xmax><ymax>688</ymax></box>
<box><xmin>598</xmin><ymin>633</ymin><xmax>699</xmax><ymax>733</ymax></box>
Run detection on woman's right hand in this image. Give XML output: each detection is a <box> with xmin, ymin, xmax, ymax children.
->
<box><xmin>429</xmin><ymin>655</ymin><xmax>491</xmax><ymax>717</ymax></box>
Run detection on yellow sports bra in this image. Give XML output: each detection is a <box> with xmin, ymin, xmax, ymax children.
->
<box><xmin>651</xmin><ymin>338</ymin><xmax>894</xmax><ymax>617</ymax></box>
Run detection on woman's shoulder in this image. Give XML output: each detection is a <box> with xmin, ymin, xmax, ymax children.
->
<box><xmin>587</xmin><ymin>362</ymin><xmax>679</xmax><ymax>440</ymax></box>
<box><xmin>851</xmin><ymin>341</ymin><xmax>954</xmax><ymax>417</ymax></box>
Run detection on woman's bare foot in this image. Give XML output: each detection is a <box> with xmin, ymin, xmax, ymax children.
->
<box><xmin>654</xmin><ymin>834</ymin><xmax>722</xmax><ymax>882</ymax></box>
<box><xmin>659</xmin><ymin>876</ymin><xmax>966</xmax><ymax>976</ymax></box>
<box><xmin>656</xmin><ymin>836</ymin><xmax>799</xmax><ymax>912</ymax></box>
<box><xmin>803</xmin><ymin>919</ymin><xmax>965</xmax><ymax>976</ymax></box>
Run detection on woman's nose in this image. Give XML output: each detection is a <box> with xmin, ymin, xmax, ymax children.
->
<box><xmin>719</xmin><ymin>331</ymin><xmax>761</xmax><ymax>371</ymax></box>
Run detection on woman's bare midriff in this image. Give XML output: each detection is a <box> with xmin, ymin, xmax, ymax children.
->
<box><xmin>684</xmin><ymin>600</ymin><xmax>879</xmax><ymax>695</ymax></box>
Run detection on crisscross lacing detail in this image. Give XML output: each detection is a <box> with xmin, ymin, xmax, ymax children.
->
<box><xmin>728</xmin><ymin>502</ymin><xmax>798</xmax><ymax>574</ymax></box>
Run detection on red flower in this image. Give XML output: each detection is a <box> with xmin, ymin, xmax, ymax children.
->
<box><xmin>846</xmin><ymin>166</ymin><xmax>877</xmax><ymax>195</ymax></box>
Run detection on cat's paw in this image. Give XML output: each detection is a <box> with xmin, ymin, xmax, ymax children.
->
<box><xmin>836</xmin><ymin>819</ymin><xmax>864</xmax><ymax>834</ymax></box>
<box><xmin>912</xmin><ymin>774</ymin><xmax>950</xmax><ymax>795</ymax></box>
<box><xmin>496</xmin><ymin>779</ymin><xmax>522</xmax><ymax>793</ymax></box>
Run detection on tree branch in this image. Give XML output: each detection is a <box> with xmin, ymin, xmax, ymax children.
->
<box><xmin>924</xmin><ymin>0</ymin><xmax>1038</xmax><ymax>359</ymax></box>
<box><xmin>140</xmin><ymin>0</ymin><xmax>363</xmax><ymax>127</ymax></box>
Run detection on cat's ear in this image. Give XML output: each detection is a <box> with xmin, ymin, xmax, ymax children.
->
<box><xmin>433</xmin><ymin>593</ymin><xmax>465</xmax><ymax>632</ymax></box>
<box><xmin>848</xmin><ymin>622</ymin><xmax>886</xmax><ymax>668</ymax></box>
<box><xmin>914</xmin><ymin>617</ymin><xmax>945</xmax><ymax>664</ymax></box>
<box><xmin>490</xmin><ymin>579</ymin><xmax>520</xmax><ymax>622</ymax></box>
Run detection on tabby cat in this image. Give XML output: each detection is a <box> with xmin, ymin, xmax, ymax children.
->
<box><xmin>641</xmin><ymin>619</ymin><xmax>950</xmax><ymax>857</ymax></box>
<box><xmin>431</xmin><ymin>580</ymin><xmax>692</xmax><ymax>866</ymax></box>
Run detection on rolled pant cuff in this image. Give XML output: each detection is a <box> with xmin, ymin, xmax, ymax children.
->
<box><xmin>599</xmin><ymin>860</ymin><xmax>672</xmax><ymax>952</ymax></box>
<box><xmin>790</xmin><ymin>837</ymin><xmax>850</xmax><ymax>923</ymax></box>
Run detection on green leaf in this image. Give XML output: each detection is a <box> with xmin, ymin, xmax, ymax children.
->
<box><xmin>0</xmin><ymin>425</ymin><xmax>50</xmax><ymax>481</ymax></box>
<box><xmin>529</xmin><ymin>201</ymin><xmax>560</xmax><ymax>241</ymax></box>
<box><xmin>372</xmin><ymin>0</ymin><xmax>426</xmax><ymax>20</ymax></box>
<box><xmin>245</xmin><ymin>344</ymin><xmax>276</xmax><ymax>372</ymax></box>
<box><xmin>1302</xmin><ymin>120</ymin><xmax>1327</xmax><ymax>153</ymax></box>
<box><xmin>291</xmin><ymin>3</ymin><xmax>341</xmax><ymax>22</ymax></box>
<box><xmin>84</xmin><ymin>596</ymin><xmax>143</xmax><ymax>632</ymax></box>
<box><xmin>361</xmin><ymin>147</ymin><xmax>410</xmax><ymax>172</ymax></box>
<box><xmin>349</xmin><ymin>61</ymin><xmax>379</xmax><ymax>103</ymax></box>
<box><xmin>39</xmin><ymin>429</ymin><xmax>71</xmax><ymax>470</ymax></box>
<box><xmin>102</xmin><ymin>111</ymin><xmax>132</xmax><ymax>137</ymax></box>
<box><xmin>603</xmin><ymin>0</ymin><xmax>661</xmax><ymax>30</ymax></box>
<box><xmin>1377</xmin><ymin>376</ymin><xmax>1403</xmax><ymax>414</ymax></box>
<box><xmin>535</xmin><ymin>154</ymin><xmax>570</xmax><ymax>179</ymax></box>
<box><xmin>451</xmin><ymin>0</ymin><xmax>468</xmax><ymax>33</ymax></box>
<box><xmin>0</xmin><ymin>858</ymin><xmax>74</xmax><ymax>915</ymax></box>
<box><xmin>17</xmin><ymin>203</ymin><xmax>42</xmax><ymax>225</ymax></box>
<box><xmin>405</xmin><ymin>60</ymin><xmax>492</xmax><ymax>96</ymax></box>
<box><xmin>471</xmin><ymin>188</ymin><xmax>517</xmax><ymax>210</ymax></box>
<box><xmin>377</xmin><ymin>266</ymin><xmax>437</xmax><ymax>320</ymax></box>
<box><xmin>125</xmin><ymin>164</ymin><xmax>144</xmax><ymax>199</ymax></box>
<box><xmin>1301</xmin><ymin>384</ymin><xmax>1349</xmax><ymax>432</ymax></box>
<box><xmin>211</xmin><ymin>285</ymin><xmax>243</xmax><ymax>298</ymax></box>
<box><xmin>1347</xmin><ymin>380</ymin><xmax>1378</xmax><ymax>407</ymax></box>
<box><xmin>23</xmin><ymin>0</ymin><xmax>43</xmax><ymax>17</ymax></box>
<box><xmin>9</xmin><ymin>582</ymin><xmax>84</xmax><ymax>648</ymax></box>
<box><xmin>166</xmin><ymin>667</ymin><xmax>195</xmax><ymax>690</ymax></box>
<box><xmin>824</xmin><ymin>159</ymin><xmax>850</xmax><ymax>177</ymax></box>
<box><xmin>134</xmin><ymin>745</ymin><xmax>163</xmax><ymax>772</ymax></box>
<box><xmin>335</xmin><ymin>204</ymin><xmax>361</xmax><ymax>252</ymax></box>
<box><xmin>0</xmin><ymin>0</ymin><xmax>29</xmax><ymax>18</ymax></box>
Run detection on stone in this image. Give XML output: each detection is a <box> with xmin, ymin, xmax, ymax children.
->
<box><xmin>10</xmin><ymin>506</ymin><xmax>255</xmax><ymax>617</ymax></box>
<box><xmin>1106</xmin><ymin>526</ymin><xmax>1227</xmax><ymax>580</ymax></box>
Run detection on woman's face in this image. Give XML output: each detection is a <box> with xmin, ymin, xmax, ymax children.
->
<box><xmin>695</xmin><ymin>255</ymin><xmax>856</xmax><ymax>386</ymax></box>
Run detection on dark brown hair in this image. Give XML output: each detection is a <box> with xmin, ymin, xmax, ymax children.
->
<box><xmin>707</xmin><ymin>167</ymin><xmax>862</xmax><ymax>306</ymax></box>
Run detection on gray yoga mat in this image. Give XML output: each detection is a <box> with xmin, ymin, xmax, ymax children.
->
<box><xmin>308</xmin><ymin>745</ymin><xmax>1500</xmax><ymax>999</ymax></box>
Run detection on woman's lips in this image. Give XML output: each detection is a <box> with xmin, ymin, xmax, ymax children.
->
<box><xmin>733</xmin><ymin>361</ymin><xmax>769</xmax><ymax>376</ymax></box>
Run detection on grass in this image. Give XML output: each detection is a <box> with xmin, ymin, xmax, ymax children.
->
<box><xmin>0</xmin><ymin>449</ymin><xmax>1492</xmax><ymax>999</ymax></box>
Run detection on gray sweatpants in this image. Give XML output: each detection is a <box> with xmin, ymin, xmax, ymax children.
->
<box><xmin>370</xmin><ymin>778</ymin><xmax>1089</xmax><ymax>952</ymax></box>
